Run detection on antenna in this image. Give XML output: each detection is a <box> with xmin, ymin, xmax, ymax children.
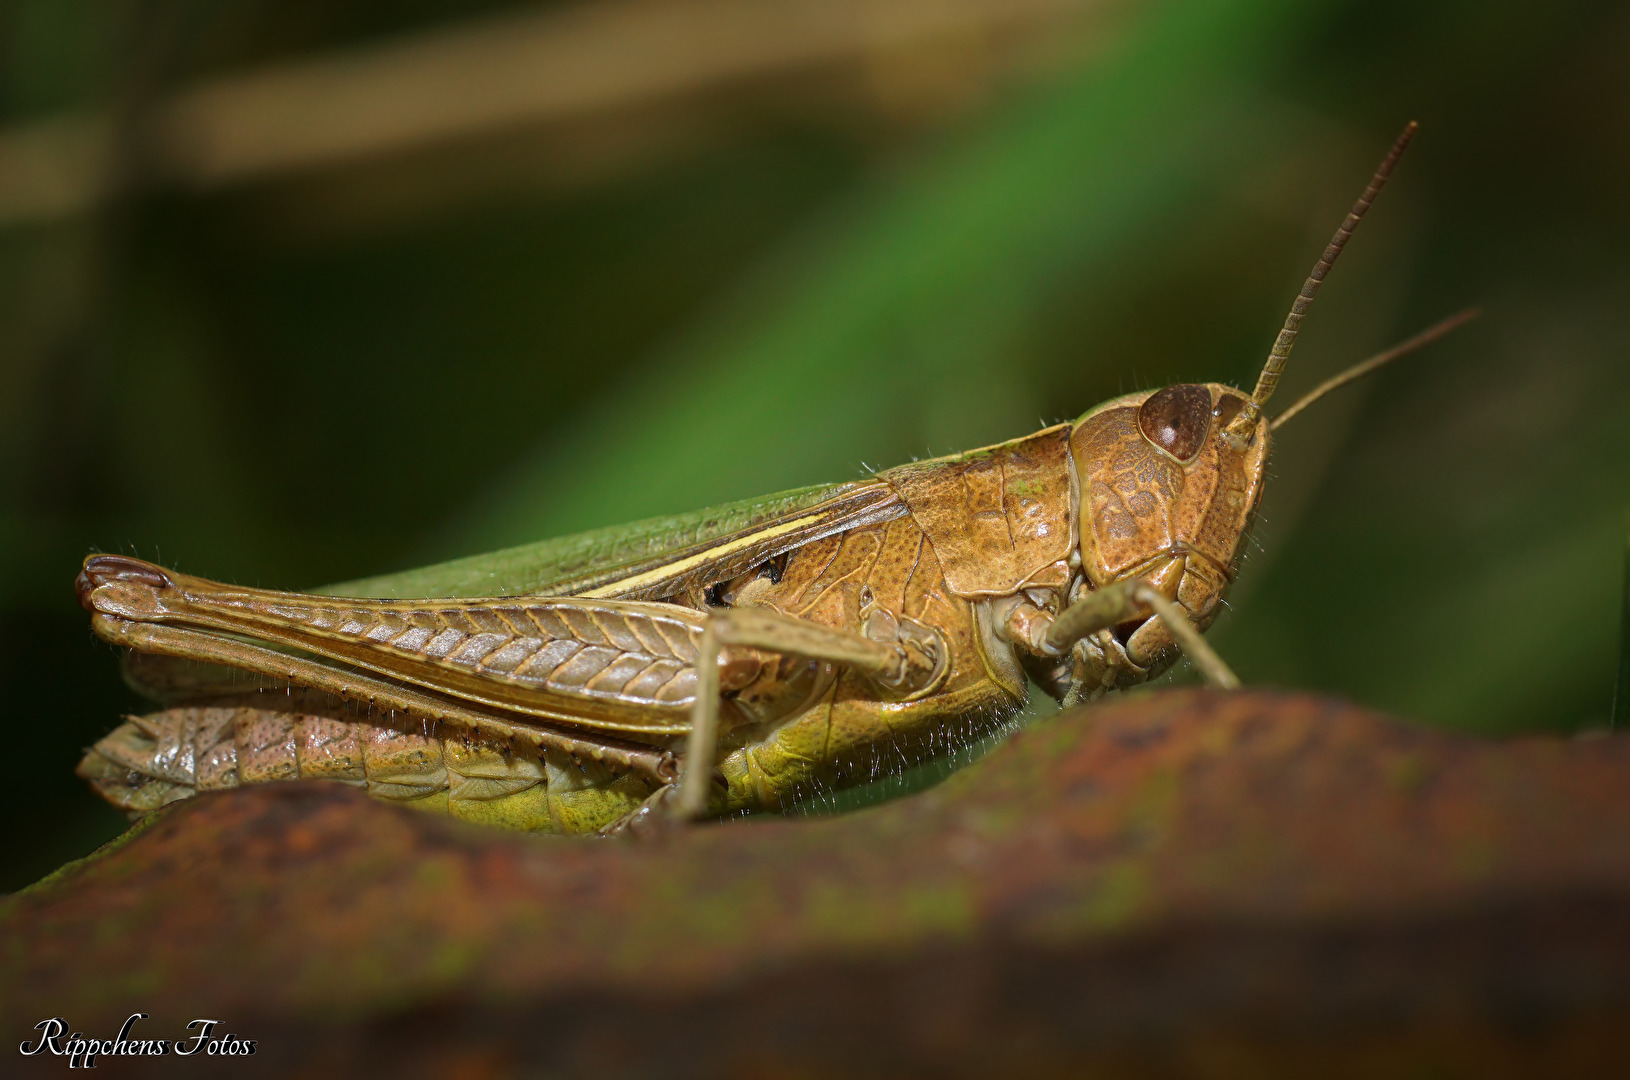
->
<box><xmin>1226</xmin><ymin>121</ymin><xmax>1419</xmax><ymax>442</ymax></box>
<box><xmin>1270</xmin><ymin>308</ymin><xmax>1479</xmax><ymax>430</ymax></box>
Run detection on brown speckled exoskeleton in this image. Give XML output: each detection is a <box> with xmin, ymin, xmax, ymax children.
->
<box><xmin>75</xmin><ymin>123</ymin><xmax>1471</xmax><ymax>835</ymax></box>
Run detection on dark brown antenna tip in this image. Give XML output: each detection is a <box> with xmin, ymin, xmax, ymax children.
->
<box><xmin>1227</xmin><ymin>121</ymin><xmax>1419</xmax><ymax>440</ymax></box>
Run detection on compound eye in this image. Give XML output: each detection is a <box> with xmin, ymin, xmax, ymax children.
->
<box><xmin>1138</xmin><ymin>384</ymin><xmax>1213</xmax><ymax>462</ymax></box>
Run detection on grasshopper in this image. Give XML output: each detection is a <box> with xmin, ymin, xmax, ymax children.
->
<box><xmin>75</xmin><ymin>123</ymin><xmax>1470</xmax><ymax>835</ymax></box>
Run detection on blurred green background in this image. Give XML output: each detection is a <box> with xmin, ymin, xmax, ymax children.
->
<box><xmin>2</xmin><ymin>0</ymin><xmax>1626</xmax><ymax>890</ymax></box>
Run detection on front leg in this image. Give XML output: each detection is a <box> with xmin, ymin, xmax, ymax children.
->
<box><xmin>1042</xmin><ymin>578</ymin><xmax>1240</xmax><ymax>693</ymax></box>
<box><xmin>674</xmin><ymin>608</ymin><xmax>926</xmax><ymax>820</ymax></box>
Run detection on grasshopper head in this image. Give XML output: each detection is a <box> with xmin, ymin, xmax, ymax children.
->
<box><xmin>1068</xmin><ymin>383</ymin><xmax>1269</xmax><ymax>669</ymax></box>
<box><xmin>1061</xmin><ymin>121</ymin><xmax>1421</xmax><ymax>679</ymax></box>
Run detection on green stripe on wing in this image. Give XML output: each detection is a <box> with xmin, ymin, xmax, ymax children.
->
<box><xmin>319</xmin><ymin>481</ymin><xmax>878</xmax><ymax>600</ymax></box>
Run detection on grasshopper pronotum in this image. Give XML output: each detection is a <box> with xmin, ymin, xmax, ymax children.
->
<box><xmin>76</xmin><ymin>123</ymin><xmax>1471</xmax><ymax>835</ymax></box>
